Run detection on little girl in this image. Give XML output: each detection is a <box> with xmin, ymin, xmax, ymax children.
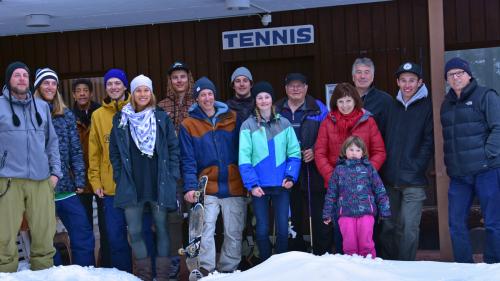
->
<box><xmin>322</xmin><ymin>136</ymin><xmax>390</xmax><ymax>258</ymax></box>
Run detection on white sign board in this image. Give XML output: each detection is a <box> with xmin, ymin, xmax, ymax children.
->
<box><xmin>222</xmin><ymin>25</ymin><xmax>314</xmax><ymax>50</ymax></box>
<box><xmin>325</xmin><ymin>84</ymin><xmax>337</xmax><ymax>111</ymax></box>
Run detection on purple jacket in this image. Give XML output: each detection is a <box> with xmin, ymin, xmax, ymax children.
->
<box><xmin>322</xmin><ymin>157</ymin><xmax>391</xmax><ymax>219</ymax></box>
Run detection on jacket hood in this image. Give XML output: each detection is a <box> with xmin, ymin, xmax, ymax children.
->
<box><xmin>396</xmin><ymin>84</ymin><xmax>428</xmax><ymax>109</ymax></box>
<box><xmin>336</xmin><ymin>156</ymin><xmax>371</xmax><ymax>167</ymax></box>
<box><xmin>102</xmin><ymin>94</ymin><xmax>130</xmax><ymax>112</ymax></box>
<box><xmin>188</xmin><ymin>100</ymin><xmax>229</xmax><ymax>119</ymax></box>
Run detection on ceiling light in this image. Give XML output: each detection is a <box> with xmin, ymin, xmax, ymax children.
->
<box><xmin>25</xmin><ymin>14</ymin><xmax>51</xmax><ymax>27</ymax></box>
<box><xmin>226</xmin><ymin>0</ymin><xmax>250</xmax><ymax>10</ymax></box>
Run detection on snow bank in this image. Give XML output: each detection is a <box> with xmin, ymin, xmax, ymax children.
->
<box><xmin>202</xmin><ymin>251</ymin><xmax>500</xmax><ymax>281</ymax></box>
<box><xmin>0</xmin><ymin>265</ymin><xmax>139</xmax><ymax>281</ymax></box>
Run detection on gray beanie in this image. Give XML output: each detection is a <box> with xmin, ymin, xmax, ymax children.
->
<box><xmin>231</xmin><ymin>66</ymin><xmax>253</xmax><ymax>84</ymax></box>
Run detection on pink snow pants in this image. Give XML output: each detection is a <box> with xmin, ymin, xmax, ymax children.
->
<box><xmin>338</xmin><ymin>215</ymin><xmax>376</xmax><ymax>258</ymax></box>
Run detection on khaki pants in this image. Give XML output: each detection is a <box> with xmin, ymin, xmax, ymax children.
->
<box><xmin>0</xmin><ymin>178</ymin><xmax>56</xmax><ymax>272</ymax></box>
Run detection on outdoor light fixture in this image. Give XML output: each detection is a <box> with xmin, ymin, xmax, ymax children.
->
<box><xmin>226</xmin><ymin>0</ymin><xmax>250</xmax><ymax>10</ymax></box>
<box><xmin>25</xmin><ymin>14</ymin><xmax>51</xmax><ymax>27</ymax></box>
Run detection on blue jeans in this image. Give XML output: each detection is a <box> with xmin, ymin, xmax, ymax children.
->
<box><xmin>448</xmin><ymin>168</ymin><xmax>500</xmax><ymax>263</ymax></box>
<box><xmin>252</xmin><ymin>187</ymin><xmax>290</xmax><ymax>261</ymax></box>
<box><xmin>103</xmin><ymin>196</ymin><xmax>132</xmax><ymax>272</ymax></box>
<box><xmin>124</xmin><ymin>202</ymin><xmax>169</xmax><ymax>259</ymax></box>
<box><xmin>55</xmin><ymin>195</ymin><xmax>95</xmax><ymax>266</ymax></box>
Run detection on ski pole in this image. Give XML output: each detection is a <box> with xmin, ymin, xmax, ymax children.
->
<box><xmin>307</xmin><ymin>163</ymin><xmax>313</xmax><ymax>253</ymax></box>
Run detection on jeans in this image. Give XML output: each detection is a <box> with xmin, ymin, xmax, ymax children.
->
<box><xmin>379</xmin><ymin>187</ymin><xmax>426</xmax><ymax>260</ymax></box>
<box><xmin>124</xmin><ymin>202</ymin><xmax>169</xmax><ymax>259</ymax></box>
<box><xmin>102</xmin><ymin>196</ymin><xmax>132</xmax><ymax>272</ymax></box>
<box><xmin>56</xmin><ymin>195</ymin><xmax>95</xmax><ymax>266</ymax></box>
<box><xmin>448</xmin><ymin>168</ymin><xmax>500</xmax><ymax>263</ymax></box>
<box><xmin>252</xmin><ymin>187</ymin><xmax>290</xmax><ymax>261</ymax></box>
<box><xmin>200</xmin><ymin>196</ymin><xmax>246</xmax><ymax>272</ymax></box>
<box><xmin>79</xmin><ymin>193</ymin><xmax>111</xmax><ymax>267</ymax></box>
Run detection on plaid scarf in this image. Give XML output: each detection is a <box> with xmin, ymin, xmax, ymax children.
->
<box><xmin>119</xmin><ymin>103</ymin><xmax>156</xmax><ymax>157</ymax></box>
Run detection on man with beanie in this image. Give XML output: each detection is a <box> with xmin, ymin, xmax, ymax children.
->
<box><xmin>179</xmin><ymin>77</ymin><xmax>246</xmax><ymax>277</ymax></box>
<box><xmin>0</xmin><ymin>61</ymin><xmax>62</xmax><ymax>272</ymax></box>
<box><xmin>441</xmin><ymin>57</ymin><xmax>500</xmax><ymax>263</ymax></box>
<box><xmin>379</xmin><ymin>62</ymin><xmax>434</xmax><ymax>261</ymax></box>
<box><xmin>88</xmin><ymin>68</ymin><xmax>133</xmax><ymax>271</ymax></box>
<box><xmin>275</xmin><ymin>73</ymin><xmax>330</xmax><ymax>255</ymax></box>
<box><xmin>227</xmin><ymin>66</ymin><xmax>254</xmax><ymax>124</ymax></box>
<box><xmin>157</xmin><ymin>61</ymin><xmax>194</xmax><ymax>280</ymax></box>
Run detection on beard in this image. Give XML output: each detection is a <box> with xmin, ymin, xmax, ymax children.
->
<box><xmin>10</xmin><ymin>85</ymin><xmax>29</xmax><ymax>97</ymax></box>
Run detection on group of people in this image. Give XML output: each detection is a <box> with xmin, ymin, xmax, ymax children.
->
<box><xmin>0</xmin><ymin>55</ymin><xmax>499</xmax><ymax>281</ymax></box>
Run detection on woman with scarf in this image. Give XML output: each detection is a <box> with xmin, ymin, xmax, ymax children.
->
<box><xmin>34</xmin><ymin>68</ymin><xmax>95</xmax><ymax>266</ymax></box>
<box><xmin>314</xmin><ymin>83</ymin><xmax>386</xmax><ymax>252</ymax></box>
<box><xmin>109</xmin><ymin>74</ymin><xmax>180</xmax><ymax>281</ymax></box>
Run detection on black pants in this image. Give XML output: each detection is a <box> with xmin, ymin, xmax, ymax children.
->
<box><xmin>78</xmin><ymin>193</ymin><xmax>111</xmax><ymax>267</ymax></box>
<box><xmin>289</xmin><ymin>186</ymin><xmax>335</xmax><ymax>255</ymax></box>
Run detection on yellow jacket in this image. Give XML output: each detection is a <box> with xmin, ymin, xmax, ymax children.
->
<box><xmin>88</xmin><ymin>95</ymin><xmax>130</xmax><ymax>195</ymax></box>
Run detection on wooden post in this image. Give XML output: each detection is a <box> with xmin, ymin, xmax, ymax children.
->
<box><xmin>428</xmin><ymin>0</ymin><xmax>453</xmax><ymax>261</ymax></box>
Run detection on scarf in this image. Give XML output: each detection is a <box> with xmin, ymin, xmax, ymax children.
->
<box><xmin>119</xmin><ymin>103</ymin><xmax>156</xmax><ymax>157</ymax></box>
<box><xmin>332</xmin><ymin>108</ymin><xmax>363</xmax><ymax>142</ymax></box>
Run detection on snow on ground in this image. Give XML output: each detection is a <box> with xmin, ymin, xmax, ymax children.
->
<box><xmin>0</xmin><ymin>264</ymin><xmax>140</xmax><ymax>281</ymax></box>
<box><xmin>3</xmin><ymin>252</ymin><xmax>500</xmax><ymax>281</ymax></box>
<box><xmin>202</xmin><ymin>251</ymin><xmax>500</xmax><ymax>281</ymax></box>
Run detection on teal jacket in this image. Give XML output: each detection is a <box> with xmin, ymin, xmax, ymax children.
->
<box><xmin>239</xmin><ymin>114</ymin><xmax>301</xmax><ymax>190</ymax></box>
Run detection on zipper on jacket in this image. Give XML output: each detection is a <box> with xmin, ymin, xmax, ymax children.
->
<box><xmin>0</xmin><ymin>151</ymin><xmax>7</xmax><ymax>169</ymax></box>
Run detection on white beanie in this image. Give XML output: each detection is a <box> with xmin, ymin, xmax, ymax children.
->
<box><xmin>130</xmin><ymin>74</ymin><xmax>153</xmax><ymax>94</ymax></box>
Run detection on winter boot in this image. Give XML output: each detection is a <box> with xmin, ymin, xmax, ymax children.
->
<box><xmin>155</xmin><ymin>256</ymin><xmax>171</xmax><ymax>281</ymax></box>
<box><xmin>134</xmin><ymin>257</ymin><xmax>152</xmax><ymax>281</ymax></box>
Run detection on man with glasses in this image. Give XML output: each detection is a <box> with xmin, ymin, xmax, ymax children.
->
<box><xmin>441</xmin><ymin>57</ymin><xmax>500</xmax><ymax>263</ymax></box>
<box><xmin>275</xmin><ymin>73</ymin><xmax>329</xmax><ymax>255</ymax></box>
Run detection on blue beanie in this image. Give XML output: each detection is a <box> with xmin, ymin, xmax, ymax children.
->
<box><xmin>445</xmin><ymin>57</ymin><xmax>472</xmax><ymax>79</ymax></box>
<box><xmin>193</xmin><ymin>77</ymin><xmax>217</xmax><ymax>99</ymax></box>
<box><xmin>104</xmin><ymin>68</ymin><xmax>129</xmax><ymax>88</ymax></box>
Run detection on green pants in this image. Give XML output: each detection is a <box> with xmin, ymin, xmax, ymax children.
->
<box><xmin>0</xmin><ymin>178</ymin><xmax>56</xmax><ymax>272</ymax></box>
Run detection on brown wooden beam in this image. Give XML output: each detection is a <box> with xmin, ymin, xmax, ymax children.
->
<box><xmin>428</xmin><ymin>0</ymin><xmax>453</xmax><ymax>261</ymax></box>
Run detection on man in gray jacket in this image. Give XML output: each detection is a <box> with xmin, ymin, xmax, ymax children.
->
<box><xmin>0</xmin><ymin>61</ymin><xmax>62</xmax><ymax>272</ymax></box>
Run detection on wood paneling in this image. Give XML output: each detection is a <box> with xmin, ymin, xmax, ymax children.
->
<box><xmin>444</xmin><ymin>0</ymin><xmax>500</xmax><ymax>50</ymax></box>
<box><xmin>1</xmin><ymin>0</ymin><xmax>496</xmax><ymax>102</ymax></box>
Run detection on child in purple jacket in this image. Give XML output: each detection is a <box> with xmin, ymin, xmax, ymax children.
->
<box><xmin>322</xmin><ymin>136</ymin><xmax>391</xmax><ymax>258</ymax></box>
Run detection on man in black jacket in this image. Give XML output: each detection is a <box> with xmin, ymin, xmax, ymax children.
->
<box><xmin>379</xmin><ymin>62</ymin><xmax>433</xmax><ymax>261</ymax></box>
<box><xmin>275</xmin><ymin>73</ymin><xmax>330</xmax><ymax>255</ymax></box>
<box><xmin>441</xmin><ymin>57</ymin><xmax>500</xmax><ymax>264</ymax></box>
<box><xmin>227</xmin><ymin>66</ymin><xmax>254</xmax><ymax>125</ymax></box>
<box><xmin>352</xmin><ymin>57</ymin><xmax>393</xmax><ymax>135</ymax></box>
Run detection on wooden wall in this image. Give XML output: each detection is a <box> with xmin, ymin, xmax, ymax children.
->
<box><xmin>444</xmin><ymin>0</ymin><xmax>500</xmax><ymax>50</ymax></box>
<box><xmin>0</xmin><ymin>0</ymin><xmax>432</xmax><ymax>102</ymax></box>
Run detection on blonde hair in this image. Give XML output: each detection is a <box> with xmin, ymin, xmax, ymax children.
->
<box><xmin>339</xmin><ymin>136</ymin><xmax>368</xmax><ymax>158</ymax></box>
<box><xmin>34</xmin><ymin>88</ymin><xmax>67</xmax><ymax>116</ymax></box>
<box><xmin>254</xmin><ymin>106</ymin><xmax>277</xmax><ymax>126</ymax></box>
<box><xmin>130</xmin><ymin>90</ymin><xmax>157</xmax><ymax>111</ymax></box>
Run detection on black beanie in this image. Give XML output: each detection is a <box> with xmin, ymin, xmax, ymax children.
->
<box><xmin>5</xmin><ymin>61</ymin><xmax>30</xmax><ymax>90</ymax></box>
<box><xmin>251</xmin><ymin>81</ymin><xmax>274</xmax><ymax>100</ymax></box>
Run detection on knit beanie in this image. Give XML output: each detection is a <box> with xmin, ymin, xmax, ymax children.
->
<box><xmin>5</xmin><ymin>61</ymin><xmax>30</xmax><ymax>90</ymax></box>
<box><xmin>104</xmin><ymin>68</ymin><xmax>129</xmax><ymax>88</ymax></box>
<box><xmin>34</xmin><ymin>68</ymin><xmax>59</xmax><ymax>90</ymax></box>
<box><xmin>444</xmin><ymin>57</ymin><xmax>472</xmax><ymax>79</ymax></box>
<box><xmin>251</xmin><ymin>81</ymin><xmax>274</xmax><ymax>100</ymax></box>
<box><xmin>193</xmin><ymin>77</ymin><xmax>217</xmax><ymax>99</ymax></box>
<box><xmin>130</xmin><ymin>74</ymin><xmax>153</xmax><ymax>94</ymax></box>
<box><xmin>231</xmin><ymin>67</ymin><xmax>253</xmax><ymax>84</ymax></box>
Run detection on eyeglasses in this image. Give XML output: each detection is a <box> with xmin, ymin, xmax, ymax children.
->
<box><xmin>287</xmin><ymin>84</ymin><xmax>305</xmax><ymax>89</ymax></box>
<box><xmin>447</xmin><ymin>70</ymin><xmax>466</xmax><ymax>79</ymax></box>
